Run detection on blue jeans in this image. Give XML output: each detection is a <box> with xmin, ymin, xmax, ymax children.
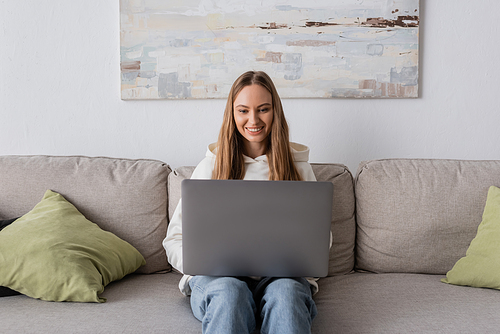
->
<box><xmin>189</xmin><ymin>276</ymin><xmax>317</xmax><ymax>334</ymax></box>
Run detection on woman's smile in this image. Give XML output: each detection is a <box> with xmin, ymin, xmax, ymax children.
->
<box><xmin>246</xmin><ymin>126</ymin><xmax>264</xmax><ymax>133</ymax></box>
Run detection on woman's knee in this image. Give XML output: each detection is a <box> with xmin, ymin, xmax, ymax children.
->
<box><xmin>261</xmin><ymin>278</ymin><xmax>316</xmax><ymax>316</ymax></box>
<box><xmin>190</xmin><ymin>276</ymin><xmax>257</xmax><ymax>331</ymax></box>
<box><xmin>191</xmin><ymin>276</ymin><xmax>254</xmax><ymax>308</ymax></box>
<box><xmin>266</xmin><ymin>278</ymin><xmax>312</xmax><ymax>301</ymax></box>
<box><xmin>208</xmin><ymin>277</ymin><xmax>251</xmax><ymax>299</ymax></box>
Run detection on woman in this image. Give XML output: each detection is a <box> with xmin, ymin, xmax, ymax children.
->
<box><xmin>163</xmin><ymin>71</ymin><xmax>319</xmax><ymax>334</ymax></box>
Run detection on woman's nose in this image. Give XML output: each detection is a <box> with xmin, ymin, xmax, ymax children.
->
<box><xmin>249</xmin><ymin>110</ymin><xmax>259</xmax><ymax>124</ymax></box>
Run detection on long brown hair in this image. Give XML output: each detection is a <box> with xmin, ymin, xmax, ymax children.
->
<box><xmin>213</xmin><ymin>71</ymin><xmax>302</xmax><ymax>181</ymax></box>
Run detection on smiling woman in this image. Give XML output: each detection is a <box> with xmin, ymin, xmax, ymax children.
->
<box><xmin>163</xmin><ymin>71</ymin><xmax>321</xmax><ymax>333</ymax></box>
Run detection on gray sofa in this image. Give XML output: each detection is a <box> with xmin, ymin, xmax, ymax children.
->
<box><xmin>1</xmin><ymin>155</ymin><xmax>500</xmax><ymax>333</ymax></box>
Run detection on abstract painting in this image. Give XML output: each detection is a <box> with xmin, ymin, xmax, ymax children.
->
<box><xmin>120</xmin><ymin>0</ymin><xmax>419</xmax><ymax>99</ymax></box>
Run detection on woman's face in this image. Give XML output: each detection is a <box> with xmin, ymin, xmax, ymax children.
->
<box><xmin>233</xmin><ymin>84</ymin><xmax>274</xmax><ymax>158</ymax></box>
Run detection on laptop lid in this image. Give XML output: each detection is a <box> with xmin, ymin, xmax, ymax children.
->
<box><xmin>182</xmin><ymin>179</ymin><xmax>332</xmax><ymax>277</ymax></box>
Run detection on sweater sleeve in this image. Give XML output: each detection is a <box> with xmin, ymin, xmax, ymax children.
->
<box><xmin>295</xmin><ymin>161</ymin><xmax>317</xmax><ymax>181</ymax></box>
<box><xmin>163</xmin><ymin>200</ymin><xmax>184</xmax><ymax>273</ymax></box>
<box><xmin>162</xmin><ymin>156</ymin><xmax>215</xmax><ymax>274</ymax></box>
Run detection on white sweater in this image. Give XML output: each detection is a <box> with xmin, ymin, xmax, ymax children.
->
<box><xmin>163</xmin><ymin>142</ymin><xmax>321</xmax><ymax>296</ymax></box>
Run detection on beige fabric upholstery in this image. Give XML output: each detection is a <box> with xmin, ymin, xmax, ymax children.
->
<box><xmin>355</xmin><ymin>159</ymin><xmax>500</xmax><ymax>274</ymax></box>
<box><xmin>0</xmin><ymin>155</ymin><xmax>171</xmax><ymax>274</ymax></box>
<box><xmin>168</xmin><ymin>163</ymin><xmax>356</xmax><ymax>276</ymax></box>
<box><xmin>5</xmin><ymin>272</ymin><xmax>500</xmax><ymax>333</ymax></box>
<box><xmin>2</xmin><ymin>273</ymin><xmax>201</xmax><ymax>333</ymax></box>
<box><xmin>313</xmin><ymin>273</ymin><xmax>500</xmax><ymax>333</ymax></box>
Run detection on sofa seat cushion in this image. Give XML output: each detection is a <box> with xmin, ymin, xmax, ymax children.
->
<box><xmin>313</xmin><ymin>273</ymin><xmax>500</xmax><ymax>333</ymax></box>
<box><xmin>0</xmin><ymin>273</ymin><xmax>202</xmax><ymax>333</ymax></box>
<box><xmin>168</xmin><ymin>163</ymin><xmax>356</xmax><ymax>276</ymax></box>
<box><xmin>355</xmin><ymin>159</ymin><xmax>500</xmax><ymax>274</ymax></box>
<box><xmin>4</xmin><ymin>272</ymin><xmax>497</xmax><ymax>333</ymax></box>
<box><xmin>0</xmin><ymin>155</ymin><xmax>171</xmax><ymax>274</ymax></box>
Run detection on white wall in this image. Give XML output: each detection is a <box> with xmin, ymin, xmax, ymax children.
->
<box><xmin>1</xmin><ymin>1</ymin><xmax>499</xmax><ymax>173</ymax></box>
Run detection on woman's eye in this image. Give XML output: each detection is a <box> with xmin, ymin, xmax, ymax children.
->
<box><xmin>259</xmin><ymin>108</ymin><xmax>269</xmax><ymax>113</ymax></box>
<box><xmin>238</xmin><ymin>109</ymin><xmax>248</xmax><ymax>113</ymax></box>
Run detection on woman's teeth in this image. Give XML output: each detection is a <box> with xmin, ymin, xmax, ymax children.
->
<box><xmin>247</xmin><ymin>127</ymin><xmax>264</xmax><ymax>132</ymax></box>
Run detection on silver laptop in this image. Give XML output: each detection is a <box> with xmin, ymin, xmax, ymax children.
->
<box><xmin>182</xmin><ymin>179</ymin><xmax>332</xmax><ymax>277</ymax></box>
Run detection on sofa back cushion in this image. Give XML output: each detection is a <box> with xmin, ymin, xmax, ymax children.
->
<box><xmin>355</xmin><ymin>159</ymin><xmax>500</xmax><ymax>274</ymax></box>
<box><xmin>168</xmin><ymin>163</ymin><xmax>356</xmax><ymax>276</ymax></box>
<box><xmin>0</xmin><ymin>155</ymin><xmax>170</xmax><ymax>274</ymax></box>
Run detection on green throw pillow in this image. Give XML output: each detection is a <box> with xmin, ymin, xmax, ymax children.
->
<box><xmin>0</xmin><ymin>190</ymin><xmax>145</xmax><ymax>302</ymax></box>
<box><xmin>442</xmin><ymin>185</ymin><xmax>500</xmax><ymax>289</ymax></box>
